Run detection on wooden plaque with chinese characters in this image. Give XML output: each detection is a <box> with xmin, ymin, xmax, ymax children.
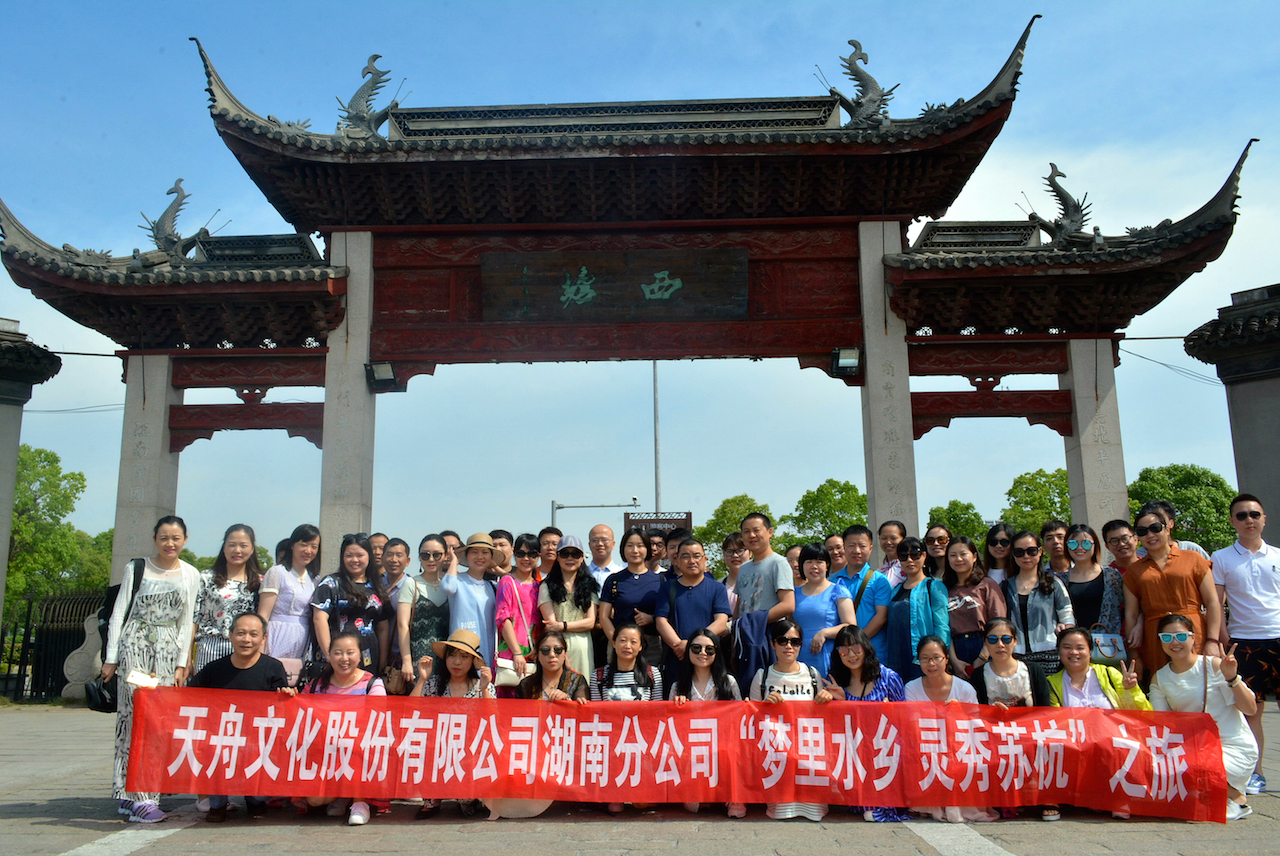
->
<box><xmin>480</xmin><ymin>249</ymin><xmax>748</xmax><ymax>322</ymax></box>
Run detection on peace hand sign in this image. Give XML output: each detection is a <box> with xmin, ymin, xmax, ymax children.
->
<box><xmin>1120</xmin><ymin>659</ymin><xmax>1139</xmax><ymax>690</ymax></box>
<box><xmin>1220</xmin><ymin>643</ymin><xmax>1240</xmax><ymax>682</ymax></box>
<box><xmin>822</xmin><ymin>675</ymin><xmax>844</xmax><ymax>696</ymax></box>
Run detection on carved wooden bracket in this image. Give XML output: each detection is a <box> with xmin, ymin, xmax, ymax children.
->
<box><xmin>910</xmin><ymin>390</ymin><xmax>1073</xmax><ymax>440</ymax></box>
<box><xmin>168</xmin><ymin>402</ymin><xmax>324</xmax><ymax>451</ymax></box>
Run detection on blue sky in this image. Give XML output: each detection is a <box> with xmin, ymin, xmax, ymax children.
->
<box><xmin>1</xmin><ymin>1</ymin><xmax>1275</xmax><ymax>559</ymax></box>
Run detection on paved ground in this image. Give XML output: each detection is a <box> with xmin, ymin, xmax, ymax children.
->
<box><xmin>2</xmin><ymin>704</ymin><xmax>1279</xmax><ymax>856</ymax></box>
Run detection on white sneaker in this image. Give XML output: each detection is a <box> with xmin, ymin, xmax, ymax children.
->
<box><xmin>1226</xmin><ymin>801</ymin><xmax>1253</xmax><ymax>821</ymax></box>
<box><xmin>348</xmin><ymin>801</ymin><xmax>371</xmax><ymax>826</ymax></box>
<box><xmin>195</xmin><ymin>798</ymin><xmax>210</xmax><ymax>812</ymax></box>
<box><xmin>727</xmin><ymin>802</ymin><xmax>746</xmax><ymax>818</ymax></box>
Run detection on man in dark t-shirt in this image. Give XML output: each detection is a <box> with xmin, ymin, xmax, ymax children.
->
<box><xmin>189</xmin><ymin>612</ymin><xmax>294</xmax><ymax>822</ymax></box>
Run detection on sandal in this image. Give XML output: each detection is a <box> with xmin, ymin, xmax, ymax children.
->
<box><xmin>1041</xmin><ymin>806</ymin><xmax>1061</xmax><ymax>822</ymax></box>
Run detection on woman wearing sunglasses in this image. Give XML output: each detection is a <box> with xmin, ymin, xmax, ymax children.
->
<box><xmin>1124</xmin><ymin>507</ymin><xmax>1222</xmax><ymax>676</ymax></box>
<box><xmin>1148</xmin><ymin>615</ymin><xmax>1258</xmax><ymax>820</ymax></box>
<box><xmin>670</xmin><ymin>629</ymin><xmax>745</xmax><ymax>816</ymax></box>
<box><xmin>1058</xmin><ymin>524</ymin><xmax>1124</xmax><ymax>639</ymax></box>
<box><xmin>397</xmin><ymin>534</ymin><xmax>452</xmax><ymax>687</ymax></box>
<box><xmin>517</xmin><ymin>629</ymin><xmax>589</xmax><ymax>702</ymax></box>
<box><xmin>967</xmin><ymin>617</ymin><xmax>1056</xmax><ymax>821</ymax></box>
<box><xmin>982</xmin><ymin>523</ymin><xmax>1016</xmax><ymax>584</ymax></box>
<box><xmin>494</xmin><ymin>533</ymin><xmax>544</xmax><ymax>698</ymax></box>
<box><xmin>923</xmin><ymin>524</ymin><xmax>951</xmax><ymax>579</ymax></box>
<box><xmin>538</xmin><ymin>536</ymin><xmax>600</xmax><ymax>679</ymax></box>
<box><xmin>1000</xmin><ymin>531</ymin><xmax>1074</xmax><ymax>675</ymax></box>
<box><xmin>748</xmin><ymin>618</ymin><xmax>834</xmax><ymax>821</ymax></box>
<box><xmin>885</xmin><ymin>537</ymin><xmax>950</xmax><ymax>682</ymax></box>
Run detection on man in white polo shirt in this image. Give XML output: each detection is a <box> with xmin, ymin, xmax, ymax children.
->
<box><xmin>1214</xmin><ymin>493</ymin><xmax>1280</xmax><ymax>796</ymax></box>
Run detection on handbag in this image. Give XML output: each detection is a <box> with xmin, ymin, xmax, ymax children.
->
<box><xmin>383</xmin><ymin>665</ymin><xmax>409</xmax><ymax>695</ymax></box>
<box><xmin>1089</xmin><ymin>623</ymin><xmax>1128</xmax><ymax>668</ymax></box>
<box><xmin>495</xmin><ymin>589</ymin><xmax>536</xmax><ymax>688</ymax></box>
<box><xmin>85</xmin><ymin>674</ymin><xmax>118</xmax><ymax>713</ymax></box>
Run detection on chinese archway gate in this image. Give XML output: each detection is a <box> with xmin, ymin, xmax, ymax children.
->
<box><xmin>0</xmin><ymin>18</ymin><xmax>1249</xmax><ymax>577</ymax></box>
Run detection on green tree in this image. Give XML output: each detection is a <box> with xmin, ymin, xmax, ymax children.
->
<box><xmin>927</xmin><ymin>499</ymin><xmax>987</xmax><ymax>544</ymax></box>
<box><xmin>69</xmin><ymin>528</ymin><xmax>112</xmax><ymax>593</ymax></box>
<box><xmin>1127</xmin><ymin>464</ymin><xmax>1236</xmax><ymax>552</ymax></box>
<box><xmin>1000</xmin><ymin>468</ymin><xmax>1070</xmax><ymax>537</ymax></box>
<box><xmin>6</xmin><ymin>445</ymin><xmax>87</xmax><ymax>621</ymax></box>
<box><xmin>693</xmin><ymin>494</ymin><xmax>773</xmax><ymax>578</ymax></box>
<box><xmin>777</xmin><ymin>479</ymin><xmax>868</xmax><ymax>544</ymax></box>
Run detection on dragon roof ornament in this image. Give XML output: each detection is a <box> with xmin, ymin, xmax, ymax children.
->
<box><xmin>191</xmin><ymin>17</ymin><xmax>1037</xmax><ymax>154</ymax></box>
<box><xmin>0</xmin><ymin>186</ymin><xmax>345</xmax><ymax>286</ymax></box>
<box><xmin>887</xmin><ymin>139</ymin><xmax>1253</xmax><ymax>270</ymax></box>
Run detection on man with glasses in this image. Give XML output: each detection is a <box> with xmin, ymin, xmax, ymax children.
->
<box><xmin>647</xmin><ymin>529</ymin><xmax>668</xmax><ymax>572</ymax></box>
<box><xmin>586</xmin><ymin>524</ymin><xmax>624</xmax><ymax>587</ymax></box>
<box><xmin>1213</xmin><ymin>494</ymin><xmax>1279</xmax><ymax>795</ymax></box>
<box><xmin>537</xmin><ymin>526</ymin><xmax>562</xmax><ymax>577</ymax></box>
<box><xmin>654</xmin><ymin>538</ymin><xmax>731</xmax><ymax>682</ymax></box>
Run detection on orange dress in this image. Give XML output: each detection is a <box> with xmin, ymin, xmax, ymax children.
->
<box><xmin>1123</xmin><ymin>545</ymin><xmax>1211</xmax><ymax>673</ymax></box>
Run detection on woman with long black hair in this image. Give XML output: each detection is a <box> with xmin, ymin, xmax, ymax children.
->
<box><xmin>311</xmin><ymin>533</ymin><xmax>392</xmax><ymax>676</ymax></box>
<box><xmin>538</xmin><ymin>535</ymin><xmax>599</xmax><ymax>679</ymax></box>
<box><xmin>192</xmin><ymin>524</ymin><xmax>262</xmax><ymax>673</ymax></box>
<box><xmin>1000</xmin><ymin>531</ymin><xmax>1074</xmax><ymax>675</ymax></box>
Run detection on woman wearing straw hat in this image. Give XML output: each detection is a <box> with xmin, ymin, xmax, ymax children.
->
<box><xmin>538</xmin><ymin>535</ymin><xmax>600</xmax><ymax>679</ymax></box>
<box><xmin>441</xmin><ymin>533</ymin><xmax>500</xmax><ymax>668</ymax></box>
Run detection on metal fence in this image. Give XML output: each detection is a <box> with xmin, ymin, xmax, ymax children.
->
<box><xmin>2</xmin><ymin>591</ymin><xmax>104</xmax><ymax>702</ymax></box>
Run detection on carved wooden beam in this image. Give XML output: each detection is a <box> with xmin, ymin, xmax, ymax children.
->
<box><xmin>168</xmin><ymin>402</ymin><xmax>324</xmax><ymax>452</ymax></box>
<box><xmin>910</xmin><ymin>389</ymin><xmax>1072</xmax><ymax>440</ymax></box>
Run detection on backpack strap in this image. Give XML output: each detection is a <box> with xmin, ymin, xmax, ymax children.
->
<box><xmin>124</xmin><ymin>558</ymin><xmax>147</xmax><ymax>623</ymax></box>
<box><xmin>851</xmin><ymin>569</ymin><xmax>873</xmax><ymax>612</ymax></box>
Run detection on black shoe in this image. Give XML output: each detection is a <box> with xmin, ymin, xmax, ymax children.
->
<box><xmin>415</xmin><ymin>800</ymin><xmax>440</xmax><ymax>820</ymax></box>
<box><xmin>206</xmin><ymin>806</ymin><xmax>227</xmax><ymax>823</ymax></box>
<box><xmin>459</xmin><ymin>799</ymin><xmax>481</xmax><ymax>817</ymax></box>
<box><xmin>246</xmin><ymin>802</ymin><xmax>268</xmax><ymax>818</ymax></box>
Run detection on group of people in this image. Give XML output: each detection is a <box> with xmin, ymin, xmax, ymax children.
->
<box><xmin>100</xmin><ymin>494</ymin><xmax>1277</xmax><ymax>825</ymax></box>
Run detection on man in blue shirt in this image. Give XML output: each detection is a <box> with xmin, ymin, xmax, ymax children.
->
<box><xmin>654</xmin><ymin>538</ymin><xmax>731</xmax><ymax>682</ymax></box>
<box><xmin>830</xmin><ymin>524</ymin><xmax>891</xmax><ymax>661</ymax></box>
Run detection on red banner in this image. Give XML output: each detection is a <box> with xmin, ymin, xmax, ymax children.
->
<box><xmin>128</xmin><ymin>689</ymin><xmax>1227</xmax><ymax>821</ymax></box>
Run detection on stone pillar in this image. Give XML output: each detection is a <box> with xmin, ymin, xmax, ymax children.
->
<box><xmin>0</xmin><ymin>318</ymin><xmax>62</xmax><ymax>614</ymax></box>
<box><xmin>1059</xmin><ymin>338</ymin><xmax>1129</xmax><ymax>529</ymax></box>
<box><xmin>319</xmin><ymin>231</ymin><xmax>376</xmax><ymax>558</ymax></box>
<box><xmin>110</xmin><ymin>354</ymin><xmax>183</xmax><ymax>584</ymax></box>
<box><xmin>858</xmin><ymin>221</ymin><xmax>918</xmax><ymax>556</ymax></box>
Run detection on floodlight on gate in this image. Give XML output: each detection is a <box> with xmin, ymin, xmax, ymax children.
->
<box><xmin>830</xmin><ymin>347</ymin><xmax>861</xmax><ymax>378</ymax></box>
<box><xmin>364</xmin><ymin>361</ymin><xmax>398</xmax><ymax>392</ymax></box>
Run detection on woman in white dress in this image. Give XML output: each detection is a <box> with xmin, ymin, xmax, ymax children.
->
<box><xmin>257</xmin><ymin>524</ymin><xmax>321</xmax><ymax>663</ymax></box>
<box><xmin>1148</xmin><ymin>613</ymin><xmax>1259</xmax><ymax>821</ymax></box>
<box><xmin>101</xmin><ymin>516</ymin><xmax>201</xmax><ymax>823</ymax></box>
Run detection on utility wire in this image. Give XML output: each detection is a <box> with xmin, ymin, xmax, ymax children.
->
<box><xmin>1118</xmin><ymin>346</ymin><xmax>1220</xmax><ymax>386</ymax></box>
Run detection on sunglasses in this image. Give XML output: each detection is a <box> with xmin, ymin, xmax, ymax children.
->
<box><xmin>1157</xmin><ymin>631</ymin><xmax>1192</xmax><ymax>644</ymax></box>
<box><xmin>987</xmin><ymin>537</ymin><xmax>1012</xmax><ymax>548</ymax></box>
<box><xmin>558</xmin><ymin>549</ymin><xmax>584</xmax><ymax>559</ymax></box>
<box><xmin>1012</xmin><ymin>546</ymin><xmax>1040</xmax><ymax>558</ymax></box>
<box><xmin>688</xmin><ymin>643</ymin><xmax>716</xmax><ymax>655</ymax></box>
<box><xmin>986</xmin><ymin>634</ymin><xmax>1015</xmax><ymax>645</ymax></box>
<box><xmin>513</xmin><ymin>549</ymin><xmax>539</xmax><ymax>559</ymax></box>
<box><xmin>836</xmin><ymin>644</ymin><xmax>864</xmax><ymax>656</ymax></box>
<box><xmin>1066</xmin><ymin>539</ymin><xmax>1094</xmax><ymax>551</ymax></box>
<box><xmin>342</xmin><ymin>532</ymin><xmax>370</xmax><ymax>542</ymax></box>
<box><xmin>1135</xmin><ymin>522</ymin><xmax>1166</xmax><ymax>537</ymax></box>
<box><xmin>1235</xmin><ymin>510</ymin><xmax>1263</xmax><ymax>521</ymax></box>
<box><xmin>419</xmin><ymin>550</ymin><xmax>444</xmax><ymax>560</ymax></box>
<box><xmin>773</xmin><ymin>636</ymin><xmax>803</xmax><ymax>648</ymax></box>
<box><xmin>538</xmin><ymin>645</ymin><xmax>566</xmax><ymax>655</ymax></box>
<box><xmin>924</xmin><ymin>536</ymin><xmax>950</xmax><ymax>546</ymax></box>
<box><xmin>898</xmin><ymin>548</ymin><xmax>925</xmax><ymax>560</ymax></box>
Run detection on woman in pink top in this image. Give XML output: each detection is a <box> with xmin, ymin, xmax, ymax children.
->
<box><xmin>494</xmin><ymin>533</ymin><xmax>543</xmax><ymax>697</ymax></box>
<box><xmin>299</xmin><ymin>631</ymin><xmax>386</xmax><ymax>826</ymax></box>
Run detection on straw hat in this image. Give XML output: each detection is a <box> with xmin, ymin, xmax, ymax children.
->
<box><xmin>431</xmin><ymin>628</ymin><xmax>484</xmax><ymax>660</ymax></box>
<box><xmin>456</xmin><ymin>532</ymin><xmax>496</xmax><ymax>568</ymax></box>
